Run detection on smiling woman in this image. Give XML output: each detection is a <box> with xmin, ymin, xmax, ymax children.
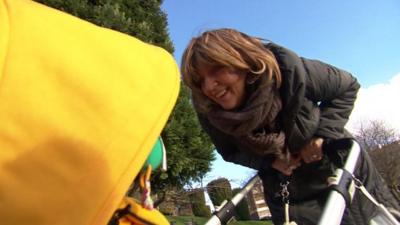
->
<box><xmin>197</xmin><ymin>66</ymin><xmax>247</xmax><ymax>110</ymax></box>
<box><xmin>180</xmin><ymin>28</ymin><xmax>400</xmax><ymax>225</ymax></box>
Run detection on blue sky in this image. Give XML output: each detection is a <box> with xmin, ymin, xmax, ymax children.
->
<box><xmin>161</xmin><ymin>0</ymin><xmax>400</xmax><ymax>187</ymax></box>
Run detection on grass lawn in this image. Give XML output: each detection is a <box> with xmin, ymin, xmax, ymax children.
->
<box><xmin>167</xmin><ymin>216</ymin><xmax>208</xmax><ymax>225</ymax></box>
<box><xmin>167</xmin><ymin>216</ymin><xmax>273</xmax><ymax>225</ymax></box>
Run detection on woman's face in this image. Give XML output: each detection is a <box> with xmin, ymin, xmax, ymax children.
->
<box><xmin>198</xmin><ymin>66</ymin><xmax>247</xmax><ymax>110</ymax></box>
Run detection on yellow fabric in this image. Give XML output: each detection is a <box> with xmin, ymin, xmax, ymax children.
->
<box><xmin>117</xmin><ymin>197</ymin><xmax>169</xmax><ymax>225</ymax></box>
<box><xmin>0</xmin><ymin>0</ymin><xmax>179</xmax><ymax>225</ymax></box>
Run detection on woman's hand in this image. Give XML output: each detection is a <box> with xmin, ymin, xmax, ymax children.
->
<box><xmin>271</xmin><ymin>156</ymin><xmax>301</xmax><ymax>176</ymax></box>
<box><xmin>300</xmin><ymin>137</ymin><xmax>324</xmax><ymax>163</ymax></box>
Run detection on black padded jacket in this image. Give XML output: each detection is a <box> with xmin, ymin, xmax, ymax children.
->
<box><xmin>196</xmin><ymin>43</ymin><xmax>400</xmax><ymax>224</ymax></box>
<box><xmin>196</xmin><ymin>42</ymin><xmax>360</xmax><ymax>171</ymax></box>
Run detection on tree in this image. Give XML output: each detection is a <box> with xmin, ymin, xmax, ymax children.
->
<box><xmin>207</xmin><ymin>178</ymin><xmax>233</xmax><ymax>207</ymax></box>
<box><xmin>188</xmin><ymin>188</ymin><xmax>212</xmax><ymax>217</ymax></box>
<box><xmin>369</xmin><ymin>141</ymin><xmax>400</xmax><ymax>203</ymax></box>
<box><xmin>36</xmin><ymin>0</ymin><xmax>173</xmax><ymax>52</ymax></box>
<box><xmin>36</xmin><ymin>0</ymin><xmax>215</xmax><ymax>203</ymax></box>
<box><xmin>353</xmin><ymin>119</ymin><xmax>400</xmax><ymax>203</ymax></box>
<box><xmin>152</xmin><ymin>85</ymin><xmax>215</xmax><ymax>194</ymax></box>
<box><xmin>232</xmin><ymin>188</ymin><xmax>251</xmax><ymax>220</ymax></box>
<box><xmin>353</xmin><ymin>119</ymin><xmax>399</xmax><ymax>151</ymax></box>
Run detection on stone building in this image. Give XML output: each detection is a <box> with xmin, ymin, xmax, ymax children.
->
<box><xmin>246</xmin><ymin>177</ymin><xmax>271</xmax><ymax>220</ymax></box>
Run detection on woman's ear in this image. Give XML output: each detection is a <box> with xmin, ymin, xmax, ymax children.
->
<box><xmin>246</xmin><ymin>73</ymin><xmax>258</xmax><ymax>84</ymax></box>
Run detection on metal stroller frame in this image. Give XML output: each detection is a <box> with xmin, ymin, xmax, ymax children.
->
<box><xmin>205</xmin><ymin>140</ymin><xmax>400</xmax><ymax>225</ymax></box>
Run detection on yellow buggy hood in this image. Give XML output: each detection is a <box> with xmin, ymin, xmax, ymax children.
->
<box><xmin>0</xmin><ymin>0</ymin><xmax>179</xmax><ymax>224</ymax></box>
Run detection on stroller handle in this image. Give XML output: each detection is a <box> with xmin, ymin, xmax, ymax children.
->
<box><xmin>318</xmin><ymin>139</ymin><xmax>361</xmax><ymax>225</ymax></box>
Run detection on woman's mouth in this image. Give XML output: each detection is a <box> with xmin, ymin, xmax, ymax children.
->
<box><xmin>216</xmin><ymin>89</ymin><xmax>227</xmax><ymax>98</ymax></box>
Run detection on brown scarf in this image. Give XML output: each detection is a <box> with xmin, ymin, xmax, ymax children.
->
<box><xmin>195</xmin><ymin>75</ymin><xmax>287</xmax><ymax>159</ymax></box>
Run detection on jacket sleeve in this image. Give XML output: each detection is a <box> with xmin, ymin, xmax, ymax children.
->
<box><xmin>197</xmin><ymin>113</ymin><xmax>274</xmax><ymax>171</ymax></box>
<box><xmin>302</xmin><ymin>58</ymin><xmax>360</xmax><ymax>138</ymax></box>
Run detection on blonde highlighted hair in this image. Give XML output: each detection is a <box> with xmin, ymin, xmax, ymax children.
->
<box><xmin>181</xmin><ymin>28</ymin><xmax>281</xmax><ymax>112</ymax></box>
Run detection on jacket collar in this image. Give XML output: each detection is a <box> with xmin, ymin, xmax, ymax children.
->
<box><xmin>265</xmin><ymin>43</ymin><xmax>306</xmax><ymax>120</ymax></box>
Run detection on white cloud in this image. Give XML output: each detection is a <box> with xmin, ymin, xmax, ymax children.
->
<box><xmin>347</xmin><ymin>73</ymin><xmax>400</xmax><ymax>133</ymax></box>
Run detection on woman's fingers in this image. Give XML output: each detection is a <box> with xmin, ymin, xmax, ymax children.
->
<box><xmin>301</xmin><ymin>137</ymin><xmax>324</xmax><ymax>163</ymax></box>
<box><xmin>272</xmin><ymin>156</ymin><xmax>302</xmax><ymax>176</ymax></box>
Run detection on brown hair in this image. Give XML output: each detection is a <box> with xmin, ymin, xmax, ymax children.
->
<box><xmin>181</xmin><ymin>28</ymin><xmax>281</xmax><ymax>112</ymax></box>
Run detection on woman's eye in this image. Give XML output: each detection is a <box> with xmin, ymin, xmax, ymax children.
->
<box><xmin>211</xmin><ymin>67</ymin><xmax>224</xmax><ymax>75</ymax></box>
<box><xmin>194</xmin><ymin>76</ymin><xmax>204</xmax><ymax>87</ymax></box>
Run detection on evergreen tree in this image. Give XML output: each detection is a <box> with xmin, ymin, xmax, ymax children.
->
<box><xmin>207</xmin><ymin>178</ymin><xmax>233</xmax><ymax>207</ymax></box>
<box><xmin>232</xmin><ymin>188</ymin><xmax>251</xmax><ymax>220</ymax></box>
<box><xmin>36</xmin><ymin>0</ymin><xmax>173</xmax><ymax>52</ymax></box>
<box><xmin>153</xmin><ymin>85</ymin><xmax>215</xmax><ymax>192</ymax></box>
<box><xmin>188</xmin><ymin>188</ymin><xmax>211</xmax><ymax>217</ymax></box>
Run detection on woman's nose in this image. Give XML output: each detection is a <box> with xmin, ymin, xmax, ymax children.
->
<box><xmin>202</xmin><ymin>77</ymin><xmax>218</xmax><ymax>92</ymax></box>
